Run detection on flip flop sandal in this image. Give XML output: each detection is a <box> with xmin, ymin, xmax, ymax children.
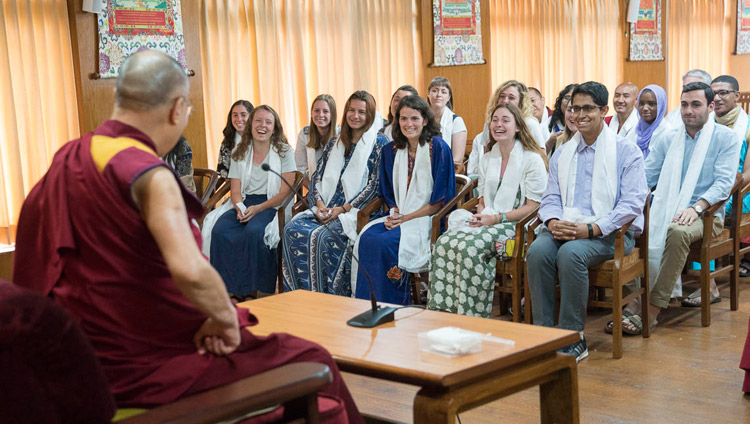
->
<box><xmin>605</xmin><ymin>310</ymin><xmax>634</xmax><ymax>334</ymax></box>
<box><xmin>740</xmin><ymin>260</ymin><xmax>750</xmax><ymax>277</ymax></box>
<box><xmin>680</xmin><ymin>290</ymin><xmax>721</xmax><ymax>307</ymax></box>
<box><xmin>622</xmin><ymin>314</ymin><xmax>644</xmax><ymax>335</ymax></box>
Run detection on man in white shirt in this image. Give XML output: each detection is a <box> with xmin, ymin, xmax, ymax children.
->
<box><xmin>606</xmin><ymin>82</ymin><xmax>639</xmax><ymax>142</ymax></box>
<box><xmin>664</xmin><ymin>69</ymin><xmax>713</xmax><ymax>128</ymax></box>
<box><xmin>529</xmin><ymin>87</ymin><xmax>551</xmax><ymax>141</ymax></box>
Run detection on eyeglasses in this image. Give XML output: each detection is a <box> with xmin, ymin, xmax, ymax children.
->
<box><xmin>714</xmin><ymin>89</ymin><xmax>737</xmax><ymax>98</ymax></box>
<box><xmin>571</xmin><ymin>105</ymin><xmax>602</xmax><ymax>114</ymax></box>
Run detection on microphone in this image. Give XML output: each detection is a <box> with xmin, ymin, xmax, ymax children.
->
<box><xmin>261</xmin><ymin>163</ymin><xmax>395</xmax><ymax>328</ymax></box>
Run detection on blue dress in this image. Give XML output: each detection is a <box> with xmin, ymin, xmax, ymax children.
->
<box><xmin>355</xmin><ymin>137</ymin><xmax>456</xmax><ymax>305</ymax></box>
<box><xmin>282</xmin><ymin>135</ymin><xmax>387</xmax><ymax>296</ymax></box>
<box><xmin>211</xmin><ymin>194</ymin><xmax>278</xmax><ymax>295</ymax></box>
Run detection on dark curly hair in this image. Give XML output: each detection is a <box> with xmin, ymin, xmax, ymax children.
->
<box><xmin>231</xmin><ymin>105</ymin><xmax>289</xmax><ymax>161</ymax></box>
<box><xmin>386</xmin><ymin>85</ymin><xmax>419</xmax><ymax>128</ymax></box>
<box><xmin>548</xmin><ymin>84</ymin><xmax>577</xmax><ymax>133</ymax></box>
<box><xmin>222</xmin><ymin>100</ymin><xmax>253</xmax><ymax>153</ymax></box>
<box><xmin>392</xmin><ymin>95</ymin><xmax>441</xmax><ymax>149</ymax></box>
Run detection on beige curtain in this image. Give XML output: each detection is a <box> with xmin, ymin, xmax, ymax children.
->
<box><xmin>0</xmin><ymin>0</ymin><xmax>79</xmax><ymax>244</ymax></box>
<box><xmin>666</xmin><ymin>0</ymin><xmax>732</xmax><ymax>109</ymax></box>
<box><xmin>489</xmin><ymin>0</ymin><xmax>622</xmax><ymax>109</ymax></box>
<box><xmin>199</xmin><ymin>0</ymin><xmax>423</xmax><ymax>169</ymax></box>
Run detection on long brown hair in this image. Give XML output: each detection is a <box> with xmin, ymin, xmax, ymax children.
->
<box><xmin>222</xmin><ymin>100</ymin><xmax>253</xmax><ymax>152</ymax></box>
<box><xmin>339</xmin><ymin>91</ymin><xmax>376</xmax><ymax>156</ymax></box>
<box><xmin>486</xmin><ymin>103</ymin><xmax>548</xmax><ymax>170</ymax></box>
<box><xmin>231</xmin><ymin>105</ymin><xmax>289</xmax><ymax>161</ymax></box>
<box><xmin>306</xmin><ymin>94</ymin><xmax>337</xmax><ymax>150</ymax></box>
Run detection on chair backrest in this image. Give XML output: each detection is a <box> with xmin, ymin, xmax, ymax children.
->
<box><xmin>193</xmin><ymin>168</ymin><xmax>222</xmax><ymax>206</ymax></box>
<box><xmin>739</xmin><ymin>91</ymin><xmax>750</xmax><ymax>115</ymax></box>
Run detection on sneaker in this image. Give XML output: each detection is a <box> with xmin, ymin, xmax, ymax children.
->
<box><xmin>558</xmin><ymin>336</ymin><xmax>588</xmax><ymax>363</ymax></box>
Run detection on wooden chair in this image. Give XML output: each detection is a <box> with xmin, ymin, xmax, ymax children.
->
<box><xmin>192</xmin><ymin>168</ymin><xmax>222</xmax><ymax>206</ymax></box>
<box><xmin>728</xmin><ymin>176</ymin><xmax>750</xmax><ymax>310</ymax></box>
<box><xmin>356</xmin><ymin>175</ymin><xmax>476</xmax><ymax>304</ymax></box>
<box><xmin>685</xmin><ymin>172</ymin><xmax>743</xmax><ymax>327</ymax></box>
<box><xmin>738</xmin><ymin>91</ymin><xmax>750</xmax><ymax>115</ymax></box>
<box><xmin>276</xmin><ymin>171</ymin><xmax>305</xmax><ymax>293</ymax></box>
<box><xmin>526</xmin><ymin>200</ymin><xmax>651</xmax><ymax>359</ymax></box>
<box><xmin>203</xmin><ymin>178</ymin><xmax>230</xmax><ymax>214</ymax></box>
<box><xmin>430</xmin><ymin>191</ymin><xmax>538</xmax><ymax>322</ymax></box>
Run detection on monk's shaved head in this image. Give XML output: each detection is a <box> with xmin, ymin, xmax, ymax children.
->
<box><xmin>116</xmin><ymin>50</ymin><xmax>189</xmax><ymax>111</ymax></box>
<box><xmin>613</xmin><ymin>82</ymin><xmax>638</xmax><ymax>114</ymax></box>
<box><xmin>616</xmin><ymin>82</ymin><xmax>639</xmax><ymax>95</ymax></box>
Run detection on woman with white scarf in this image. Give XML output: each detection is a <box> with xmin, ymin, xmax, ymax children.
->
<box><xmin>428</xmin><ymin>103</ymin><xmax>548</xmax><ymax>317</ymax></box>
<box><xmin>282</xmin><ymin>91</ymin><xmax>387</xmax><ymax>296</ymax></box>
<box><xmin>427</xmin><ymin>76</ymin><xmax>467</xmax><ymax>170</ymax></box>
<box><xmin>210</xmin><ymin>105</ymin><xmax>296</xmax><ymax>301</ymax></box>
<box><xmin>293</xmin><ymin>94</ymin><xmax>340</xmax><ymax>190</ymax></box>
<box><xmin>353</xmin><ymin>95</ymin><xmax>456</xmax><ymax>305</ymax></box>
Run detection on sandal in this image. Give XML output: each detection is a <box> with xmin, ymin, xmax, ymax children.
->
<box><xmin>680</xmin><ymin>289</ymin><xmax>721</xmax><ymax>307</ymax></box>
<box><xmin>605</xmin><ymin>310</ymin><xmax>634</xmax><ymax>334</ymax></box>
<box><xmin>621</xmin><ymin>313</ymin><xmax>658</xmax><ymax>335</ymax></box>
<box><xmin>740</xmin><ymin>259</ymin><xmax>750</xmax><ymax>277</ymax></box>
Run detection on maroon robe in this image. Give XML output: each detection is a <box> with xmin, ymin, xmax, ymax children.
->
<box><xmin>14</xmin><ymin>120</ymin><xmax>361</xmax><ymax>422</ymax></box>
<box><xmin>742</xmin><ymin>317</ymin><xmax>750</xmax><ymax>392</ymax></box>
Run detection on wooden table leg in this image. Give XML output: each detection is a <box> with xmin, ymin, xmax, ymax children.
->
<box><xmin>540</xmin><ymin>354</ymin><xmax>579</xmax><ymax>424</ymax></box>
<box><xmin>413</xmin><ymin>390</ymin><xmax>456</xmax><ymax>424</ymax></box>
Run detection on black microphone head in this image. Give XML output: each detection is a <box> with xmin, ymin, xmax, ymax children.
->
<box><xmin>260</xmin><ymin>163</ymin><xmax>271</xmax><ymax>171</ymax></box>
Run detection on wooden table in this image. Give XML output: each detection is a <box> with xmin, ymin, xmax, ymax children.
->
<box><xmin>239</xmin><ymin>291</ymin><xmax>580</xmax><ymax>423</ymax></box>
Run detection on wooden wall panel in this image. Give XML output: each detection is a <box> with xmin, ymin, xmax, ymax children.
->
<box><xmin>65</xmin><ymin>0</ymin><xmax>208</xmax><ymax>168</ymax></box>
<box><xmin>0</xmin><ymin>251</ymin><xmax>13</xmax><ymax>281</ymax></box>
<box><xmin>620</xmin><ymin>0</ymin><xmax>667</xmax><ymax>91</ymax></box>
<box><xmin>728</xmin><ymin>8</ymin><xmax>750</xmax><ymax>93</ymax></box>
<box><xmin>419</xmin><ymin>0</ymin><xmax>492</xmax><ymax>140</ymax></box>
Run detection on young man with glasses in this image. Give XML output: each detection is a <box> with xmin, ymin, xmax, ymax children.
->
<box><xmin>526</xmin><ymin>81</ymin><xmax>649</xmax><ymax>362</ymax></box>
<box><xmin>620</xmin><ymin>82</ymin><xmax>740</xmax><ymax>333</ymax></box>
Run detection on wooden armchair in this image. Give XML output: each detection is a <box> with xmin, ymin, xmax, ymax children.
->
<box><xmin>738</xmin><ymin>91</ymin><xmax>750</xmax><ymax>114</ymax></box>
<box><xmin>276</xmin><ymin>171</ymin><xmax>305</xmax><ymax>293</ymax></box>
<box><xmin>203</xmin><ymin>178</ymin><xmax>230</xmax><ymax>215</ymax></box>
<box><xmin>355</xmin><ymin>175</ymin><xmax>476</xmax><ymax>304</ymax></box>
<box><xmin>526</xmin><ymin>200</ymin><xmax>651</xmax><ymax>359</ymax></box>
<box><xmin>685</xmin><ymin>172</ymin><xmax>743</xmax><ymax>327</ymax></box>
<box><xmin>192</xmin><ymin>168</ymin><xmax>223</xmax><ymax>206</ymax></box>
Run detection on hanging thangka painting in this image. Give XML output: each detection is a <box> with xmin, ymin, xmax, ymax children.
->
<box><xmin>736</xmin><ymin>0</ymin><xmax>750</xmax><ymax>54</ymax></box>
<box><xmin>97</xmin><ymin>0</ymin><xmax>187</xmax><ymax>78</ymax></box>
<box><xmin>629</xmin><ymin>0</ymin><xmax>664</xmax><ymax>61</ymax></box>
<box><xmin>432</xmin><ymin>0</ymin><xmax>484</xmax><ymax>67</ymax></box>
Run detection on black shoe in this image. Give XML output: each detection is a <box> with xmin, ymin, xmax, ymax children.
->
<box><xmin>558</xmin><ymin>336</ymin><xmax>588</xmax><ymax>363</ymax></box>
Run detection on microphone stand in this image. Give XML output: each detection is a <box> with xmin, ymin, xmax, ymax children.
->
<box><xmin>261</xmin><ymin>163</ymin><xmax>395</xmax><ymax>328</ymax></box>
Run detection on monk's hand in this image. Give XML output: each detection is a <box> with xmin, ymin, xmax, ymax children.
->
<box><xmin>470</xmin><ymin>214</ymin><xmax>494</xmax><ymax>227</ymax></box>
<box><xmin>550</xmin><ymin>219</ymin><xmax>577</xmax><ymax>240</ymax></box>
<box><xmin>673</xmin><ymin>208</ymin><xmax>699</xmax><ymax>226</ymax></box>
<box><xmin>194</xmin><ymin>315</ymin><xmax>240</xmax><ymax>356</ymax></box>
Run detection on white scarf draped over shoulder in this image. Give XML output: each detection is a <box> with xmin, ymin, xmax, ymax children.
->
<box><xmin>648</xmin><ymin>121</ymin><xmax>714</xmax><ymax>285</ymax></box>
<box><xmin>609</xmin><ymin>108</ymin><xmax>639</xmax><ymax>141</ymax></box>
<box><xmin>305</xmin><ymin>117</ymin><xmax>382</xmax><ymax>242</ymax></box>
<box><xmin>439</xmin><ymin>107</ymin><xmax>456</xmax><ymax>149</ymax></box>
<box><xmin>557</xmin><ymin>126</ymin><xmax>619</xmax><ymax>224</ymax></box>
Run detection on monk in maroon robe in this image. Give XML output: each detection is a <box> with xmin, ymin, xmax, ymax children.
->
<box><xmin>742</xmin><ymin>318</ymin><xmax>750</xmax><ymax>393</ymax></box>
<box><xmin>13</xmin><ymin>50</ymin><xmax>361</xmax><ymax>423</ymax></box>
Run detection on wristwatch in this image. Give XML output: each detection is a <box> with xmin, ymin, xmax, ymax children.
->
<box><xmin>690</xmin><ymin>204</ymin><xmax>704</xmax><ymax>216</ymax></box>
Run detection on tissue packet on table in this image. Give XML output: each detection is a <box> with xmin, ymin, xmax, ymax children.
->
<box><xmin>418</xmin><ymin>326</ymin><xmax>483</xmax><ymax>358</ymax></box>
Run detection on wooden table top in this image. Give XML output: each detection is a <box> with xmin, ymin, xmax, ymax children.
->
<box><xmin>239</xmin><ymin>291</ymin><xmax>578</xmax><ymax>388</ymax></box>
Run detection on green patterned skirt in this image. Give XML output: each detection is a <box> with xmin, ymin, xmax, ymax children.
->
<box><xmin>427</xmin><ymin>222</ymin><xmax>516</xmax><ymax>318</ymax></box>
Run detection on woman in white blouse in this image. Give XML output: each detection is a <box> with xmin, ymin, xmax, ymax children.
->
<box><xmin>427</xmin><ymin>76</ymin><xmax>468</xmax><ymax>169</ymax></box>
<box><xmin>294</xmin><ymin>94</ymin><xmax>339</xmax><ymax>189</ymax></box>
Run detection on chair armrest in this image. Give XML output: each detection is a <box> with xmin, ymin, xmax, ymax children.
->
<box><xmin>701</xmin><ymin>171</ymin><xmax>742</xmax><ymax>242</ymax></box>
<box><xmin>510</xmin><ymin>206</ymin><xmax>540</xmax><ymax>257</ymax></box>
<box><xmin>280</xmin><ymin>173</ymin><xmax>304</xmax><ymax>211</ymax></box>
<box><xmin>357</xmin><ymin>198</ymin><xmax>383</xmax><ymax>232</ymax></box>
<box><xmin>292</xmin><ymin>199</ymin><xmax>309</xmax><ymax>217</ymax></box>
<box><xmin>120</xmin><ymin>362</ymin><xmax>332</xmax><ymax>424</ymax></box>
<box><xmin>204</xmin><ymin>181</ymin><xmax>230</xmax><ymax>213</ymax></box>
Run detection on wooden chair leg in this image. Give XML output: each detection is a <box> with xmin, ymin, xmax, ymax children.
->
<box><xmin>612</xmin><ymin>276</ymin><xmax>622</xmax><ymax>359</ymax></box>
<box><xmin>700</xmin><ymin>259</ymin><xmax>711</xmax><ymax>327</ymax></box>
<box><xmin>512</xmin><ymin>273</ymin><xmax>522</xmax><ymax>323</ymax></box>
<box><xmin>524</xmin><ymin>262</ymin><xmax>533</xmax><ymax>324</ymax></box>
<box><xmin>731</xmin><ymin>250</ymin><xmax>740</xmax><ymax>311</ymax></box>
<box><xmin>641</xmin><ymin>269</ymin><xmax>651</xmax><ymax>339</ymax></box>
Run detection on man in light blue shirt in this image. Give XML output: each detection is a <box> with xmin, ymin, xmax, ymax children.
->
<box><xmin>527</xmin><ymin>82</ymin><xmax>649</xmax><ymax>362</ymax></box>
<box><xmin>622</xmin><ymin>82</ymin><xmax>740</xmax><ymax>331</ymax></box>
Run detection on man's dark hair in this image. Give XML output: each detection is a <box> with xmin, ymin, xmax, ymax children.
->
<box><xmin>711</xmin><ymin>75</ymin><xmax>739</xmax><ymax>92</ymax></box>
<box><xmin>682</xmin><ymin>82</ymin><xmax>715</xmax><ymax>104</ymax></box>
<box><xmin>571</xmin><ymin>82</ymin><xmax>608</xmax><ymax>107</ymax></box>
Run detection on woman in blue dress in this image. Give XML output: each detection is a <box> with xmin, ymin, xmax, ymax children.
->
<box><xmin>282</xmin><ymin>91</ymin><xmax>387</xmax><ymax>296</ymax></box>
<box><xmin>353</xmin><ymin>95</ymin><xmax>456</xmax><ymax>305</ymax></box>
<box><xmin>210</xmin><ymin>105</ymin><xmax>297</xmax><ymax>301</ymax></box>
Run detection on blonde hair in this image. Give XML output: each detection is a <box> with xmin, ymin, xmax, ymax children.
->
<box><xmin>485</xmin><ymin>80</ymin><xmax>534</xmax><ymax>125</ymax></box>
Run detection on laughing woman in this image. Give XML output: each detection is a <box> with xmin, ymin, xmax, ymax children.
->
<box><xmin>427</xmin><ymin>103</ymin><xmax>548</xmax><ymax>317</ymax></box>
<box><xmin>353</xmin><ymin>95</ymin><xmax>456</xmax><ymax>305</ymax></box>
<box><xmin>427</xmin><ymin>77</ymin><xmax>468</xmax><ymax>169</ymax></box>
<box><xmin>282</xmin><ymin>91</ymin><xmax>387</xmax><ymax>296</ymax></box>
<box><xmin>210</xmin><ymin>105</ymin><xmax>296</xmax><ymax>300</ymax></box>
<box><xmin>294</xmin><ymin>94</ymin><xmax>339</xmax><ymax>189</ymax></box>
